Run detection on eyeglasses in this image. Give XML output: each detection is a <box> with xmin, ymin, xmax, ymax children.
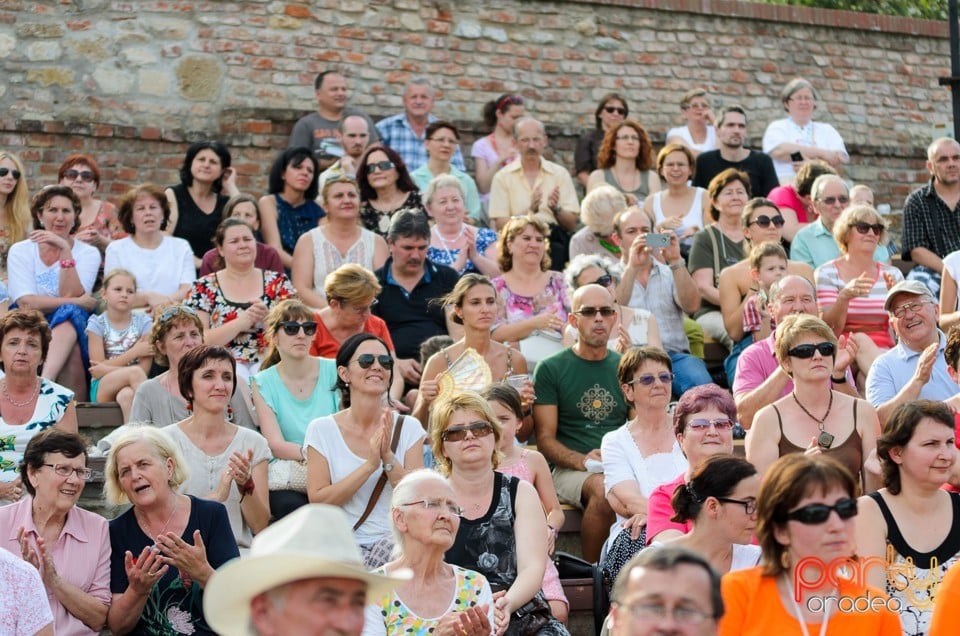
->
<box><xmin>787</xmin><ymin>342</ymin><xmax>836</xmax><ymax>359</ymax></box>
<box><xmin>891</xmin><ymin>300</ymin><xmax>932</xmax><ymax>319</ymax></box>
<box><xmin>716</xmin><ymin>497</ymin><xmax>757</xmax><ymax>515</ymax></box>
<box><xmin>617</xmin><ymin>602</ymin><xmax>712</xmax><ymax>625</ymax></box>
<box><xmin>366</xmin><ymin>161</ymin><xmax>395</xmax><ymax>174</ymax></box>
<box><xmin>785</xmin><ymin>498</ymin><xmax>858</xmax><ymax>524</ymax></box>
<box><xmin>686</xmin><ymin>417</ymin><xmax>735</xmax><ymax>431</ymax></box>
<box><xmin>399</xmin><ymin>498</ymin><xmax>464</xmax><ymax>517</ymax></box>
<box><xmin>346</xmin><ymin>299</ymin><xmax>378</xmax><ymax>314</ymax></box>
<box><xmin>352</xmin><ymin>353</ymin><xmax>394</xmax><ymax>370</ymax></box>
<box><xmin>630</xmin><ymin>372</ymin><xmax>674</xmax><ymax>386</ymax></box>
<box><xmin>63</xmin><ymin>169</ymin><xmax>95</xmax><ymax>183</ymax></box>
<box><xmin>616</xmin><ymin>134</ymin><xmax>641</xmax><ymax>142</ymax></box>
<box><xmin>42</xmin><ymin>463</ymin><xmax>93</xmax><ymax>481</ymax></box>
<box><xmin>819</xmin><ymin>195</ymin><xmax>850</xmax><ymax>206</ymax></box>
<box><xmin>428</xmin><ymin>136</ymin><xmax>459</xmax><ymax>145</ymax></box>
<box><xmin>852</xmin><ymin>222</ymin><xmax>883</xmax><ymax>235</ymax></box>
<box><xmin>279</xmin><ymin>321</ymin><xmax>318</xmax><ymax>337</ymax></box>
<box><xmin>157</xmin><ymin>304</ymin><xmax>197</xmax><ymax>324</ymax></box>
<box><xmin>442</xmin><ymin>421</ymin><xmax>494</xmax><ymax>442</ymax></box>
<box><xmin>789</xmin><ymin>95</ymin><xmax>815</xmax><ymax>103</ymax></box>
<box><xmin>603</xmin><ymin>106</ymin><xmax>627</xmax><ymax>116</ymax></box>
<box><xmin>0</xmin><ymin>167</ymin><xmax>21</xmax><ymax>180</ymax></box>
<box><xmin>747</xmin><ymin>214</ymin><xmax>785</xmax><ymax>229</ymax></box>
<box><xmin>591</xmin><ymin>274</ymin><xmax>613</xmax><ymax>288</ymax></box>
<box><xmin>517</xmin><ymin>137</ymin><xmax>543</xmax><ymax>145</ymax></box>
<box><xmin>574</xmin><ymin>306</ymin><xmax>617</xmax><ymax>318</ymax></box>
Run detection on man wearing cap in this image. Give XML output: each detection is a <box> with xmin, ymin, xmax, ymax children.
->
<box><xmin>204</xmin><ymin>504</ymin><xmax>409</xmax><ymax>636</ymax></box>
<box><xmin>866</xmin><ymin>280</ymin><xmax>956</xmax><ymax>423</ymax></box>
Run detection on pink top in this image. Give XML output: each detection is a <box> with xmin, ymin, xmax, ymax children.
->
<box><xmin>644</xmin><ymin>474</ymin><xmax>691</xmax><ymax>544</ymax></box>
<box><xmin>767</xmin><ymin>185</ymin><xmax>809</xmax><ymax>224</ymax></box>
<box><xmin>0</xmin><ymin>497</ymin><xmax>111</xmax><ymax>636</ymax></box>
<box><xmin>0</xmin><ymin>547</ymin><xmax>52</xmax><ymax>636</ymax></box>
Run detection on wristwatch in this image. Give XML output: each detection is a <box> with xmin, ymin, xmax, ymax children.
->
<box><xmin>383</xmin><ymin>461</ymin><xmax>395</xmax><ymax>473</ymax></box>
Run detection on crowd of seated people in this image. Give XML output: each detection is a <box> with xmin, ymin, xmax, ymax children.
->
<box><xmin>4</xmin><ymin>69</ymin><xmax>960</xmax><ymax>636</ymax></box>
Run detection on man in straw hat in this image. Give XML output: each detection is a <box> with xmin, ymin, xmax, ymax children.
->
<box><xmin>204</xmin><ymin>504</ymin><xmax>409</xmax><ymax>635</ymax></box>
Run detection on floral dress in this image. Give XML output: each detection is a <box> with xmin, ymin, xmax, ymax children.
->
<box><xmin>491</xmin><ymin>271</ymin><xmax>569</xmax><ymax>330</ymax></box>
<box><xmin>0</xmin><ymin>379</ymin><xmax>73</xmax><ymax>492</ymax></box>
<box><xmin>427</xmin><ymin>226</ymin><xmax>498</xmax><ymax>275</ymax></box>
<box><xmin>186</xmin><ymin>270</ymin><xmax>295</xmax><ymax>365</ymax></box>
<box><xmin>360</xmin><ymin>190</ymin><xmax>427</xmax><ymax>237</ymax></box>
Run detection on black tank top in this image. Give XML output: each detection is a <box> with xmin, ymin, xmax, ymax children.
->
<box><xmin>170</xmin><ymin>183</ymin><xmax>228</xmax><ymax>258</ymax></box>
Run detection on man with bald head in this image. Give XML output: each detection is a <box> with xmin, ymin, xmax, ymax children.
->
<box><xmin>533</xmin><ymin>283</ymin><xmax>622</xmax><ymax>561</ymax></box>
<box><xmin>901</xmin><ymin>136</ymin><xmax>960</xmax><ymax>296</ymax></box>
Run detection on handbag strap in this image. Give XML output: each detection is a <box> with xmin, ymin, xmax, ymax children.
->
<box><xmin>353</xmin><ymin>415</ymin><xmax>405</xmax><ymax>532</ymax></box>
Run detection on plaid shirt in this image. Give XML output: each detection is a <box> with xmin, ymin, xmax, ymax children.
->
<box><xmin>375</xmin><ymin>113</ymin><xmax>465</xmax><ymax>172</ymax></box>
<box><xmin>901</xmin><ymin>178</ymin><xmax>960</xmax><ymax>260</ymax></box>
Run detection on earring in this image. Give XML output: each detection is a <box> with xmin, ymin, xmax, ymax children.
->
<box><xmin>226</xmin><ymin>405</ymin><xmax>234</xmax><ymax>422</ymax></box>
<box><xmin>780</xmin><ymin>550</ymin><xmax>791</xmax><ymax>571</ymax></box>
<box><xmin>185</xmin><ymin>402</ymin><xmax>192</xmax><ymax>413</ymax></box>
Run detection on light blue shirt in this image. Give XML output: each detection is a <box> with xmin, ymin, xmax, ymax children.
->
<box><xmin>865</xmin><ymin>330</ymin><xmax>956</xmax><ymax>408</ymax></box>
<box><xmin>790</xmin><ymin>220</ymin><xmax>889</xmax><ymax>270</ymax></box>
<box><xmin>410</xmin><ymin>165</ymin><xmax>483</xmax><ymax>221</ymax></box>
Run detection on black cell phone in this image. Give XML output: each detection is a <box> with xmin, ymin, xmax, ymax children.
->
<box><xmin>790</xmin><ymin>151</ymin><xmax>804</xmax><ymax>162</ymax></box>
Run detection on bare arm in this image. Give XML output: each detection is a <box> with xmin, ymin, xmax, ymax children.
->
<box><xmin>718</xmin><ymin>267</ymin><xmax>748</xmax><ymax>342</ymax></box>
<box><xmin>858</xmin><ymin>400</ymin><xmax>882</xmax><ymax>494</ymax></box>
<box><xmin>411</xmin><ymin>354</ymin><xmax>445</xmax><ymax>428</ymax></box>
<box><xmin>238</xmin><ymin>460</ymin><xmax>271</xmax><ymax>534</ymax></box>
<box><xmin>671</xmin><ymin>261</ymin><xmax>702</xmax><ymax>314</ymax></box>
<box><xmin>259</xmin><ymin>195</ymin><xmax>295</xmax><ymax>268</ymax></box>
<box><xmin>251</xmin><ymin>379</ymin><xmax>304</xmax><ymax>460</ymax></box>
<box><xmin>532</xmin><ymin>404</ymin><xmax>586</xmax><ymax>470</ymax></box>
<box><xmin>735</xmin><ymin>366</ymin><xmax>791</xmax><ymax>430</ymax></box>
<box><xmin>501</xmin><ymin>481</ymin><xmax>549</xmax><ymax>614</ymax></box>
<box><xmin>527</xmin><ymin>450</ymin><xmax>565</xmax><ymax>533</ymax></box>
<box><xmin>779</xmin><ymin>205</ymin><xmax>801</xmax><ymax>242</ymax></box>
<box><xmin>910</xmin><ymin>246</ymin><xmax>944</xmax><ymax>273</ymax></box>
<box><xmin>56</xmin><ymin>402</ymin><xmax>78</xmax><ymax>434</ymax></box>
<box><xmin>691</xmin><ymin>268</ymin><xmax>721</xmax><ymax>307</ymax></box>
<box><xmin>290</xmin><ymin>233</ymin><xmax>328</xmax><ymax>309</ymax></box>
<box><xmin>941</xmin><ymin>267</ymin><xmax>960</xmax><ymax>330</ymax></box>
<box><xmin>853</xmin><ymin>495</ymin><xmax>888</xmax><ymax>589</ymax></box>
<box><xmin>164</xmin><ymin>188</ymin><xmax>179</xmax><ymax>236</ymax></box>
<box><xmin>744</xmin><ymin>406</ymin><xmax>783</xmax><ymax>477</ymax></box>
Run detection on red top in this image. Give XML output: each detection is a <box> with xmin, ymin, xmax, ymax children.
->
<box><xmin>309</xmin><ymin>313</ymin><xmax>395</xmax><ymax>358</ymax></box>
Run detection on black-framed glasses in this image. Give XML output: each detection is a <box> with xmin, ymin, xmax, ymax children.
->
<box><xmin>42</xmin><ymin>463</ymin><xmax>93</xmax><ymax>481</ymax></box>
<box><xmin>890</xmin><ymin>300</ymin><xmax>932</xmax><ymax>319</ymax></box>
<box><xmin>442</xmin><ymin>421</ymin><xmax>494</xmax><ymax>442</ymax></box>
<box><xmin>279</xmin><ymin>321</ymin><xmax>318</xmax><ymax>337</ymax></box>
<box><xmin>603</xmin><ymin>106</ymin><xmax>627</xmax><ymax>116</ymax></box>
<box><xmin>0</xmin><ymin>167</ymin><xmax>21</xmax><ymax>180</ymax></box>
<box><xmin>716</xmin><ymin>497</ymin><xmax>757</xmax><ymax>515</ymax></box>
<box><xmin>630</xmin><ymin>372</ymin><xmax>674</xmax><ymax>386</ymax></box>
<box><xmin>616</xmin><ymin>602</ymin><xmax>712</xmax><ymax>625</ymax></box>
<box><xmin>366</xmin><ymin>160</ymin><xmax>395</xmax><ymax>174</ymax></box>
<box><xmin>63</xmin><ymin>169</ymin><xmax>95</xmax><ymax>183</ymax></box>
<box><xmin>819</xmin><ymin>195</ymin><xmax>850</xmax><ymax>206</ymax></box>
<box><xmin>852</xmin><ymin>222</ymin><xmax>883</xmax><ymax>235</ymax></box>
<box><xmin>686</xmin><ymin>417</ymin><xmax>735</xmax><ymax>431</ymax></box>
<box><xmin>787</xmin><ymin>342</ymin><xmax>836</xmax><ymax>359</ymax></box>
<box><xmin>748</xmin><ymin>214</ymin><xmax>785</xmax><ymax>229</ymax></box>
<box><xmin>574</xmin><ymin>306</ymin><xmax>617</xmax><ymax>318</ymax></box>
<box><xmin>399</xmin><ymin>498</ymin><xmax>464</xmax><ymax>517</ymax></box>
<box><xmin>158</xmin><ymin>304</ymin><xmax>197</xmax><ymax>323</ymax></box>
<box><xmin>785</xmin><ymin>498</ymin><xmax>858</xmax><ymax>524</ymax></box>
<box><xmin>352</xmin><ymin>353</ymin><xmax>394</xmax><ymax>370</ymax></box>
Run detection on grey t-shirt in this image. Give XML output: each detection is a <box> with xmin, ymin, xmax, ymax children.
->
<box><xmin>129</xmin><ymin>376</ymin><xmax>257</xmax><ymax>430</ymax></box>
<box><xmin>288</xmin><ymin>107</ymin><xmax>379</xmax><ymax>160</ymax></box>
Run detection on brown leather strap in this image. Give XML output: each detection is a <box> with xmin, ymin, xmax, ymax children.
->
<box><xmin>353</xmin><ymin>415</ymin><xmax>405</xmax><ymax>532</ymax></box>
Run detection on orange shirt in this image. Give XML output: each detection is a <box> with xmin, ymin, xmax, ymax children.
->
<box><xmin>309</xmin><ymin>314</ymin><xmax>395</xmax><ymax>358</ymax></box>
<box><xmin>720</xmin><ymin>566</ymin><xmax>901</xmax><ymax>636</ymax></box>
<box><xmin>929</xmin><ymin>561</ymin><xmax>960</xmax><ymax>635</ymax></box>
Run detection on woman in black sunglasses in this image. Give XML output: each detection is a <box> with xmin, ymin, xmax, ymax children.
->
<box><xmin>816</xmin><ymin>203</ymin><xmax>901</xmax><ymax>384</ymax></box>
<box><xmin>58</xmin><ymin>153</ymin><xmax>123</xmax><ymax>255</ymax></box>
<box><xmin>747</xmin><ymin>314</ymin><xmax>880</xmax><ymax>494</ymax></box>
<box><xmin>720</xmin><ymin>453</ymin><xmax>900</xmax><ymax>634</ymax></box>
<box><xmin>356</xmin><ymin>144</ymin><xmax>426</xmax><ymax>237</ymax></box>
<box><xmin>304</xmin><ymin>332</ymin><xmax>425</xmax><ymax>568</ymax></box>
<box><xmin>0</xmin><ymin>151</ymin><xmax>30</xmax><ymax>281</ymax></box>
<box><xmin>855</xmin><ymin>400</ymin><xmax>960</xmax><ymax>635</ymax></box>
<box><xmin>574</xmin><ymin>92</ymin><xmax>629</xmax><ymax>188</ymax></box>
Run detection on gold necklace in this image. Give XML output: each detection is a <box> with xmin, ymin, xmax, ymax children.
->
<box><xmin>1</xmin><ymin>377</ymin><xmax>40</xmax><ymax>407</ymax></box>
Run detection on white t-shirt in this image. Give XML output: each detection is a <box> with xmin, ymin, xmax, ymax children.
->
<box><xmin>7</xmin><ymin>239</ymin><xmax>100</xmax><ymax>302</ymax></box>
<box><xmin>104</xmin><ymin>235</ymin><xmax>196</xmax><ymax>295</ymax></box>
<box><xmin>762</xmin><ymin>117</ymin><xmax>848</xmax><ymax>182</ymax></box>
<box><xmin>666</xmin><ymin>125</ymin><xmax>717</xmax><ymax>154</ymax></box>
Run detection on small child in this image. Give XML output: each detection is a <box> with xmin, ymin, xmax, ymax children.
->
<box><xmin>485</xmin><ymin>383</ymin><xmax>570</xmax><ymax>625</ymax></box>
<box><xmin>743</xmin><ymin>242</ymin><xmax>788</xmax><ymax>342</ymax></box>
<box><xmin>86</xmin><ymin>269</ymin><xmax>153</xmax><ymax>421</ymax></box>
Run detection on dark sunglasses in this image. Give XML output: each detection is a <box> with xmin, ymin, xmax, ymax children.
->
<box><xmin>353</xmin><ymin>353</ymin><xmax>394</xmax><ymax>370</ymax></box>
<box><xmin>603</xmin><ymin>106</ymin><xmax>627</xmax><ymax>116</ymax></box>
<box><xmin>852</xmin><ymin>222</ymin><xmax>883</xmax><ymax>236</ymax></box>
<box><xmin>366</xmin><ymin>161</ymin><xmax>395</xmax><ymax>174</ymax></box>
<box><xmin>591</xmin><ymin>274</ymin><xmax>613</xmax><ymax>288</ymax></box>
<box><xmin>279</xmin><ymin>321</ymin><xmax>318</xmax><ymax>337</ymax></box>
<box><xmin>787</xmin><ymin>342</ymin><xmax>836</xmax><ymax>359</ymax></box>
<box><xmin>630</xmin><ymin>372</ymin><xmax>674</xmax><ymax>386</ymax></box>
<box><xmin>0</xmin><ymin>167</ymin><xmax>21</xmax><ymax>179</ymax></box>
<box><xmin>748</xmin><ymin>214</ymin><xmax>785</xmax><ymax>229</ymax></box>
<box><xmin>785</xmin><ymin>498</ymin><xmax>858</xmax><ymax>524</ymax></box>
<box><xmin>575</xmin><ymin>306</ymin><xmax>617</xmax><ymax>318</ymax></box>
<box><xmin>819</xmin><ymin>195</ymin><xmax>850</xmax><ymax>206</ymax></box>
<box><xmin>442</xmin><ymin>421</ymin><xmax>494</xmax><ymax>442</ymax></box>
<box><xmin>687</xmin><ymin>417</ymin><xmax>735</xmax><ymax>431</ymax></box>
<box><xmin>63</xmin><ymin>169</ymin><xmax>95</xmax><ymax>183</ymax></box>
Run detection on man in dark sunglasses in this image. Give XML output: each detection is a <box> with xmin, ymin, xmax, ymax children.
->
<box><xmin>532</xmin><ymin>284</ymin><xmax>626</xmax><ymax>562</ymax></box>
<box><xmin>693</xmin><ymin>104</ymin><xmax>779</xmax><ymax>198</ymax></box>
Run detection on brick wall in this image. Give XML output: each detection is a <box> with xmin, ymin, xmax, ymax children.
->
<box><xmin>0</xmin><ymin>0</ymin><xmax>952</xmax><ymax>208</ymax></box>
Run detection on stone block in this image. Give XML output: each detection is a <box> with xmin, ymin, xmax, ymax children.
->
<box><xmin>26</xmin><ymin>41</ymin><xmax>60</xmax><ymax>61</ymax></box>
<box><xmin>138</xmin><ymin>69</ymin><xmax>170</xmax><ymax>97</ymax></box>
<box><xmin>93</xmin><ymin>67</ymin><xmax>135</xmax><ymax>94</ymax></box>
<box><xmin>26</xmin><ymin>67</ymin><xmax>74</xmax><ymax>87</ymax></box>
<box><xmin>175</xmin><ymin>56</ymin><xmax>222</xmax><ymax>101</ymax></box>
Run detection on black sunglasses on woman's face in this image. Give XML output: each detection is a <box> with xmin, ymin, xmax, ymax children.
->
<box><xmin>353</xmin><ymin>353</ymin><xmax>394</xmax><ymax>370</ymax></box>
<box><xmin>279</xmin><ymin>321</ymin><xmax>318</xmax><ymax>337</ymax></box>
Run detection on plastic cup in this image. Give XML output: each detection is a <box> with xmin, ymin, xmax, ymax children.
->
<box><xmin>506</xmin><ymin>374</ymin><xmax>530</xmax><ymax>390</ymax></box>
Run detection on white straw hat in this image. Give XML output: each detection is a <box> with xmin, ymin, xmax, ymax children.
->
<box><xmin>204</xmin><ymin>504</ymin><xmax>409</xmax><ymax>635</ymax></box>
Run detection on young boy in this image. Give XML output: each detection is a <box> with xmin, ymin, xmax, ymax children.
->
<box><xmin>742</xmin><ymin>242</ymin><xmax>788</xmax><ymax>342</ymax></box>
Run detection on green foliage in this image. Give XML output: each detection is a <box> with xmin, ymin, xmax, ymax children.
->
<box><xmin>758</xmin><ymin>0</ymin><xmax>948</xmax><ymax>21</ymax></box>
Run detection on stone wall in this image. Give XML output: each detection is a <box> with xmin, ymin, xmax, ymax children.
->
<box><xmin>0</xmin><ymin>0</ymin><xmax>953</xmax><ymax>207</ymax></box>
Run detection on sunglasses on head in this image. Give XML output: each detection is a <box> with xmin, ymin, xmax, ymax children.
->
<box><xmin>604</xmin><ymin>106</ymin><xmax>627</xmax><ymax>116</ymax></box>
<box><xmin>787</xmin><ymin>342</ymin><xmax>836</xmax><ymax>359</ymax></box>
<box><xmin>158</xmin><ymin>304</ymin><xmax>197</xmax><ymax>323</ymax></box>
<box><xmin>686</xmin><ymin>417</ymin><xmax>735</xmax><ymax>431</ymax></box>
<box><xmin>63</xmin><ymin>169</ymin><xmax>95</xmax><ymax>183</ymax></box>
<box><xmin>0</xmin><ymin>167</ymin><xmax>21</xmax><ymax>180</ymax></box>
<box><xmin>353</xmin><ymin>353</ymin><xmax>394</xmax><ymax>370</ymax></box>
<box><xmin>748</xmin><ymin>214</ymin><xmax>785</xmax><ymax>229</ymax></box>
<box><xmin>630</xmin><ymin>372</ymin><xmax>674</xmax><ymax>386</ymax></box>
<box><xmin>575</xmin><ymin>306</ymin><xmax>617</xmax><ymax>318</ymax></box>
<box><xmin>442</xmin><ymin>421</ymin><xmax>494</xmax><ymax>442</ymax></box>
<box><xmin>279</xmin><ymin>321</ymin><xmax>318</xmax><ymax>337</ymax></box>
<box><xmin>593</xmin><ymin>274</ymin><xmax>613</xmax><ymax>288</ymax></box>
<box><xmin>852</xmin><ymin>222</ymin><xmax>883</xmax><ymax>235</ymax></box>
<box><xmin>785</xmin><ymin>498</ymin><xmax>858</xmax><ymax>524</ymax></box>
<box><xmin>366</xmin><ymin>161</ymin><xmax>395</xmax><ymax>174</ymax></box>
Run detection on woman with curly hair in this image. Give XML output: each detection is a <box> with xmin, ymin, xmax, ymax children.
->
<box><xmin>586</xmin><ymin>119</ymin><xmax>660</xmax><ymax>205</ymax></box>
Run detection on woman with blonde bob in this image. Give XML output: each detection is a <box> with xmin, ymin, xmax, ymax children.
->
<box><xmin>104</xmin><ymin>426</ymin><xmax>239</xmax><ymax>635</ymax></box>
<box><xmin>568</xmin><ymin>185</ymin><xmax>629</xmax><ymax>261</ymax></box>
<box><xmin>432</xmin><ymin>391</ymin><xmax>568</xmax><ymax>635</ymax></box>
<box><xmin>719</xmin><ymin>453</ymin><xmax>899</xmax><ymax>635</ymax></box>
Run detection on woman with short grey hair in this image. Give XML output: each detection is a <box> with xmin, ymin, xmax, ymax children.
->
<box><xmin>423</xmin><ymin>174</ymin><xmax>499</xmax><ymax>277</ymax></box>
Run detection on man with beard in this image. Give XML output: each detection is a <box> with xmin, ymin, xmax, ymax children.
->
<box><xmin>901</xmin><ymin>137</ymin><xmax>960</xmax><ymax>297</ymax></box>
<box><xmin>693</xmin><ymin>105</ymin><xmax>779</xmax><ymax>200</ymax></box>
<box><xmin>533</xmin><ymin>283</ymin><xmax>623</xmax><ymax>561</ymax></box>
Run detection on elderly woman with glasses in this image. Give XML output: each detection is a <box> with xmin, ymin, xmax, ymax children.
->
<box><xmin>58</xmin><ymin>154</ymin><xmax>124</xmax><ymax>254</ymax></box>
<box><xmin>0</xmin><ymin>429</ymin><xmax>110</xmax><ymax>635</ymax></box>
<box><xmin>363</xmin><ymin>469</ymin><xmax>496</xmax><ymax>636</ymax></box>
<box><xmin>665</xmin><ymin>88</ymin><xmax>717</xmax><ymax>157</ymax></box>
<box><xmin>719</xmin><ymin>454</ymin><xmax>899</xmax><ymax>636</ymax></box>
<box><xmin>357</xmin><ymin>144</ymin><xmax>426</xmax><ymax>237</ymax></box>
<box><xmin>422</xmin><ymin>174</ymin><xmax>499</xmax><ymax>277</ymax></box>
<box><xmin>815</xmin><ymin>204</ymin><xmax>901</xmax><ymax>379</ymax></box>
<box><xmin>305</xmin><ymin>333</ymin><xmax>425</xmax><ymax>569</ymax></box>
<box><xmin>292</xmin><ymin>174</ymin><xmax>388</xmax><ymax>310</ymax></box>
<box><xmin>747</xmin><ymin>314</ymin><xmax>880</xmax><ymax>492</ymax></box>
<box><xmin>432</xmin><ymin>391</ymin><xmax>568</xmax><ymax>636</ymax></box>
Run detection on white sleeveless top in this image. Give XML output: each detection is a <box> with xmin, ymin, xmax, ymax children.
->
<box><xmin>310</xmin><ymin>226</ymin><xmax>376</xmax><ymax>295</ymax></box>
<box><xmin>666</xmin><ymin>125</ymin><xmax>717</xmax><ymax>153</ymax></box>
<box><xmin>652</xmin><ymin>188</ymin><xmax>706</xmax><ymax>243</ymax></box>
